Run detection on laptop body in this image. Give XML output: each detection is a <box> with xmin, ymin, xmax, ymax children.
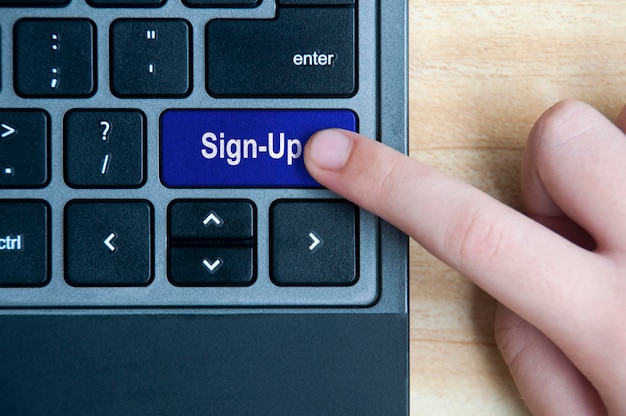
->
<box><xmin>0</xmin><ymin>1</ymin><xmax>408</xmax><ymax>414</ymax></box>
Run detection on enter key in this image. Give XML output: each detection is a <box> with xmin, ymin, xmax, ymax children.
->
<box><xmin>207</xmin><ymin>5</ymin><xmax>356</xmax><ymax>97</ymax></box>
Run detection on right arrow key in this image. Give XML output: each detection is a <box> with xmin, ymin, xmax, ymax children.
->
<box><xmin>270</xmin><ymin>200</ymin><xmax>357</xmax><ymax>286</ymax></box>
<box><xmin>308</xmin><ymin>232</ymin><xmax>323</xmax><ymax>252</ymax></box>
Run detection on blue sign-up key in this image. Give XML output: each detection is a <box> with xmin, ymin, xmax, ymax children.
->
<box><xmin>160</xmin><ymin>110</ymin><xmax>357</xmax><ymax>187</ymax></box>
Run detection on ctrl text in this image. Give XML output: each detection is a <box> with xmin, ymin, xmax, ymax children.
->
<box><xmin>0</xmin><ymin>235</ymin><xmax>23</xmax><ymax>251</ymax></box>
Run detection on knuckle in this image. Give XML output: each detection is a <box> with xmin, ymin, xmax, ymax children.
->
<box><xmin>372</xmin><ymin>156</ymin><xmax>405</xmax><ymax>207</ymax></box>
<box><xmin>447</xmin><ymin>202</ymin><xmax>509</xmax><ymax>272</ymax></box>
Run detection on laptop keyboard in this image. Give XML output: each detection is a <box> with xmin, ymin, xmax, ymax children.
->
<box><xmin>0</xmin><ymin>0</ymin><xmax>385</xmax><ymax>308</ymax></box>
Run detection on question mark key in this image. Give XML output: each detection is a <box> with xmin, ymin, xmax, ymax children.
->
<box><xmin>64</xmin><ymin>110</ymin><xmax>145</xmax><ymax>188</ymax></box>
<box><xmin>100</xmin><ymin>121</ymin><xmax>112</xmax><ymax>141</ymax></box>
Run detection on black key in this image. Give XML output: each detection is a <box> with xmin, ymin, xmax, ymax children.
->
<box><xmin>183</xmin><ymin>0</ymin><xmax>258</xmax><ymax>6</ymax></box>
<box><xmin>87</xmin><ymin>0</ymin><xmax>165</xmax><ymax>6</ymax></box>
<box><xmin>168</xmin><ymin>200</ymin><xmax>254</xmax><ymax>241</ymax></box>
<box><xmin>0</xmin><ymin>201</ymin><xmax>49</xmax><ymax>287</ymax></box>
<box><xmin>0</xmin><ymin>110</ymin><xmax>49</xmax><ymax>188</ymax></box>
<box><xmin>111</xmin><ymin>19</ymin><xmax>191</xmax><ymax>98</ymax></box>
<box><xmin>0</xmin><ymin>0</ymin><xmax>70</xmax><ymax>6</ymax></box>
<box><xmin>168</xmin><ymin>246</ymin><xmax>254</xmax><ymax>286</ymax></box>
<box><xmin>14</xmin><ymin>19</ymin><xmax>95</xmax><ymax>97</ymax></box>
<box><xmin>64</xmin><ymin>110</ymin><xmax>146</xmax><ymax>188</ymax></box>
<box><xmin>65</xmin><ymin>201</ymin><xmax>153</xmax><ymax>286</ymax></box>
<box><xmin>207</xmin><ymin>7</ymin><xmax>355</xmax><ymax>97</ymax></box>
<box><xmin>168</xmin><ymin>200</ymin><xmax>256</xmax><ymax>286</ymax></box>
<box><xmin>270</xmin><ymin>200</ymin><xmax>357</xmax><ymax>286</ymax></box>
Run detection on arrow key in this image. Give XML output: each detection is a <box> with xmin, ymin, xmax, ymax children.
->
<box><xmin>168</xmin><ymin>247</ymin><xmax>254</xmax><ymax>286</ymax></box>
<box><xmin>308</xmin><ymin>232</ymin><xmax>323</xmax><ymax>252</ymax></box>
<box><xmin>103</xmin><ymin>233</ymin><xmax>117</xmax><ymax>252</ymax></box>
<box><xmin>202</xmin><ymin>212</ymin><xmax>223</xmax><ymax>227</ymax></box>
<box><xmin>270</xmin><ymin>200</ymin><xmax>357</xmax><ymax>286</ymax></box>
<box><xmin>168</xmin><ymin>200</ymin><xmax>254</xmax><ymax>240</ymax></box>
<box><xmin>202</xmin><ymin>257</ymin><xmax>223</xmax><ymax>274</ymax></box>
<box><xmin>65</xmin><ymin>201</ymin><xmax>153</xmax><ymax>286</ymax></box>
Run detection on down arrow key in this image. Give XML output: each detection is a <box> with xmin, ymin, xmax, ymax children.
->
<box><xmin>202</xmin><ymin>257</ymin><xmax>223</xmax><ymax>274</ymax></box>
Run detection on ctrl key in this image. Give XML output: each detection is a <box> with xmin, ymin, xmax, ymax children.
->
<box><xmin>0</xmin><ymin>201</ymin><xmax>49</xmax><ymax>287</ymax></box>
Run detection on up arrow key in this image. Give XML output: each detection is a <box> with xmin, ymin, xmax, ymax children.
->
<box><xmin>0</xmin><ymin>124</ymin><xmax>16</xmax><ymax>139</ymax></box>
<box><xmin>203</xmin><ymin>212</ymin><xmax>223</xmax><ymax>227</ymax></box>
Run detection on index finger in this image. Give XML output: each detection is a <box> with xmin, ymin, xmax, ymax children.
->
<box><xmin>304</xmin><ymin>129</ymin><xmax>608</xmax><ymax>344</ymax></box>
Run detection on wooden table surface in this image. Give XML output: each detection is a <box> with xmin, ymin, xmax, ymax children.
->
<box><xmin>407</xmin><ymin>1</ymin><xmax>626</xmax><ymax>414</ymax></box>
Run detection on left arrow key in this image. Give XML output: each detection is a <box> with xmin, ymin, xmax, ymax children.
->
<box><xmin>65</xmin><ymin>201</ymin><xmax>153</xmax><ymax>286</ymax></box>
<box><xmin>104</xmin><ymin>233</ymin><xmax>117</xmax><ymax>252</ymax></box>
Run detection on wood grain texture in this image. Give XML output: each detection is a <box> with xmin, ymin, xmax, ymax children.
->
<box><xmin>408</xmin><ymin>1</ymin><xmax>626</xmax><ymax>414</ymax></box>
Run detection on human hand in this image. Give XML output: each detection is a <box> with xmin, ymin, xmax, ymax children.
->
<box><xmin>304</xmin><ymin>100</ymin><xmax>626</xmax><ymax>415</ymax></box>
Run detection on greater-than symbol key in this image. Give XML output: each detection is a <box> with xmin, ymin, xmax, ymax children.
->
<box><xmin>0</xmin><ymin>124</ymin><xmax>16</xmax><ymax>138</ymax></box>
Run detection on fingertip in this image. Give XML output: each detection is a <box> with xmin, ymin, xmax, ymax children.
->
<box><xmin>522</xmin><ymin>99</ymin><xmax>626</xmax><ymax>251</ymax></box>
<box><xmin>304</xmin><ymin>127</ymin><xmax>416</xmax><ymax>223</ymax></box>
<box><xmin>527</xmin><ymin>99</ymin><xmax>592</xmax><ymax>148</ymax></box>
<box><xmin>304</xmin><ymin>128</ymin><xmax>354</xmax><ymax>173</ymax></box>
<box><xmin>522</xmin><ymin>99</ymin><xmax>605</xmax><ymax>215</ymax></box>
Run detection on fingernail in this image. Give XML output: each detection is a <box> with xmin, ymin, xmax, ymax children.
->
<box><xmin>307</xmin><ymin>129</ymin><xmax>353</xmax><ymax>171</ymax></box>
